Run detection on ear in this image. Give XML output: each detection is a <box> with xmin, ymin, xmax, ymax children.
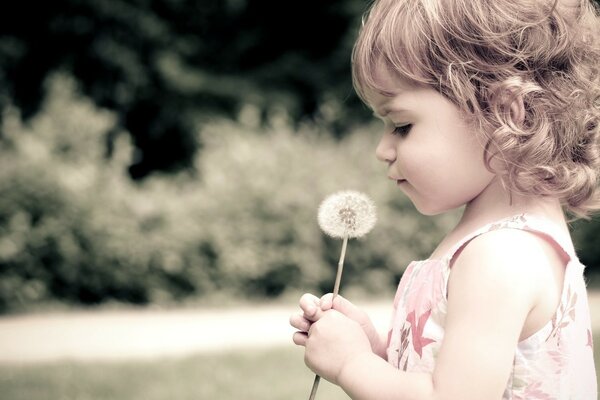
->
<box><xmin>509</xmin><ymin>95</ymin><xmax>525</xmax><ymax>126</ymax></box>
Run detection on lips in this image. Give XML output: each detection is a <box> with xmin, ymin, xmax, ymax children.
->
<box><xmin>388</xmin><ymin>175</ymin><xmax>406</xmax><ymax>184</ymax></box>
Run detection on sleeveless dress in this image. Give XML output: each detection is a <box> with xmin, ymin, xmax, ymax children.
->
<box><xmin>386</xmin><ymin>214</ymin><xmax>597</xmax><ymax>399</ymax></box>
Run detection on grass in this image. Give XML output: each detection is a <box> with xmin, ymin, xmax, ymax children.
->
<box><xmin>1</xmin><ymin>335</ymin><xmax>599</xmax><ymax>400</ymax></box>
<box><xmin>0</xmin><ymin>346</ymin><xmax>349</xmax><ymax>400</ymax></box>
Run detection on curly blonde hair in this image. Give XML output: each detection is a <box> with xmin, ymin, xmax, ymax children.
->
<box><xmin>352</xmin><ymin>0</ymin><xmax>600</xmax><ymax>218</ymax></box>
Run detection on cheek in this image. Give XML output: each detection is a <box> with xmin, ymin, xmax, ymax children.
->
<box><xmin>397</xmin><ymin>144</ymin><xmax>449</xmax><ymax>185</ymax></box>
<box><xmin>402</xmin><ymin>148</ymin><xmax>492</xmax><ymax>206</ymax></box>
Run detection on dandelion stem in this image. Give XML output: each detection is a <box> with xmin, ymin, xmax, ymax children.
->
<box><xmin>333</xmin><ymin>234</ymin><xmax>349</xmax><ymax>299</ymax></box>
<box><xmin>308</xmin><ymin>233</ymin><xmax>349</xmax><ymax>400</ymax></box>
<box><xmin>308</xmin><ymin>375</ymin><xmax>320</xmax><ymax>400</ymax></box>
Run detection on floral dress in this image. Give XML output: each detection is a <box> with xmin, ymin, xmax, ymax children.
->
<box><xmin>386</xmin><ymin>214</ymin><xmax>597</xmax><ymax>399</ymax></box>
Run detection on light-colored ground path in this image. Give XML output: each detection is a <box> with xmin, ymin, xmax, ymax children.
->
<box><xmin>0</xmin><ymin>301</ymin><xmax>393</xmax><ymax>364</ymax></box>
<box><xmin>1</xmin><ymin>292</ymin><xmax>599</xmax><ymax>364</ymax></box>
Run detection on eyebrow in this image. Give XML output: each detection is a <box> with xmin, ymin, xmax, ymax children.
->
<box><xmin>372</xmin><ymin>106</ymin><xmax>406</xmax><ymax>119</ymax></box>
<box><xmin>372</xmin><ymin>104</ymin><xmax>391</xmax><ymax>118</ymax></box>
<box><xmin>372</xmin><ymin>109</ymin><xmax>386</xmax><ymax>119</ymax></box>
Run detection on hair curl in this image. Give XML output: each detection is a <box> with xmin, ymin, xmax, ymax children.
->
<box><xmin>352</xmin><ymin>0</ymin><xmax>600</xmax><ymax>218</ymax></box>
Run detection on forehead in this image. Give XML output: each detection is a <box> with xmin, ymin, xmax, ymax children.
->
<box><xmin>363</xmin><ymin>60</ymin><xmax>419</xmax><ymax>114</ymax></box>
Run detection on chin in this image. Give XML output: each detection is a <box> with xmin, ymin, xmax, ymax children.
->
<box><xmin>415</xmin><ymin>207</ymin><xmax>447</xmax><ymax>216</ymax></box>
<box><xmin>412</xmin><ymin>200</ymin><xmax>463</xmax><ymax>216</ymax></box>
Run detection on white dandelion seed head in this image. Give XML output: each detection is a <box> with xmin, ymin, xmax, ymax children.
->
<box><xmin>317</xmin><ymin>190</ymin><xmax>377</xmax><ymax>239</ymax></box>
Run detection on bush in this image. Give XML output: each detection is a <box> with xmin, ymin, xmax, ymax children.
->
<box><xmin>0</xmin><ymin>74</ymin><xmax>457</xmax><ymax>312</ymax></box>
<box><xmin>0</xmin><ymin>75</ymin><xmax>153</xmax><ymax>311</ymax></box>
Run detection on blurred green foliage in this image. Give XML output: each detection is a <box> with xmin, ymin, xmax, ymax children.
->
<box><xmin>1</xmin><ymin>1</ymin><xmax>599</xmax><ymax>312</ymax></box>
<box><xmin>0</xmin><ymin>74</ymin><xmax>460</xmax><ymax>312</ymax></box>
<box><xmin>0</xmin><ymin>0</ymin><xmax>372</xmax><ymax>179</ymax></box>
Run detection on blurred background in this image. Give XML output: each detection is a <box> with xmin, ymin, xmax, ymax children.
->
<box><xmin>0</xmin><ymin>0</ymin><xmax>599</xmax><ymax>399</ymax></box>
<box><xmin>0</xmin><ymin>0</ymin><xmax>463</xmax><ymax>313</ymax></box>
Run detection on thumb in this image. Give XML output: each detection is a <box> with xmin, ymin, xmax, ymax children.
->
<box><xmin>320</xmin><ymin>293</ymin><xmax>359</xmax><ymax>316</ymax></box>
<box><xmin>331</xmin><ymin>294</ymin><xmax>373</xmax><ymax>329</ymax></box>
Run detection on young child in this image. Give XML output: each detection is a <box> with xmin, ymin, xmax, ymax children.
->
<box><xmin>290</xmin><ymin>0</ymin><xmax>599</xmax><ymax>398</ymax></box>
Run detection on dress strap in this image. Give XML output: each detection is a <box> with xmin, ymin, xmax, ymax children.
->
<box><xmin>441</xmin><ymin>213</ymin><xmax>576</xmax><ymax>268</ymax></box>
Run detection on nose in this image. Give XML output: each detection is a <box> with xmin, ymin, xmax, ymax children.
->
<box><xmin>375</xmin><ymin>134</ymin><xmax>397</xmax><ymax>164</ymax></box>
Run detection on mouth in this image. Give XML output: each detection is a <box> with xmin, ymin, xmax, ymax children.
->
<box><xmin>388</xmin><ymin>175</ymin><xmax>406</xmax><ymax>185</ymax></box>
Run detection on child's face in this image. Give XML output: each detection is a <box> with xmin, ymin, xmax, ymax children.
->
<box><xmin>366</xmin><ymin>66</ymin><xmax>495</xmax><ymax>215</ymax></box>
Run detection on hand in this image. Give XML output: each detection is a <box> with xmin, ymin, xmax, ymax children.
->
<box><xmin>295</xmin><ymin>310</ymin><xmax>371</xmax><ymax>383</ymax></box>
<box><xmin>289</xmin><ymin>293</ymin><xmax>386</xmax><ymax>357</ymax></box>
<box><xmin>289</xmin><ymin>293</ymin><xmax>376</xmax><ymax>384</ymax></box>
<box><xmin>289</xmin><ymin>293</ymin><xmax>323</xmax><ymax>344</ymax></box>
<box><xmin>319</xmin><ymin>293</ymin><xmax>387</xmax><ymax>357</ymax></box>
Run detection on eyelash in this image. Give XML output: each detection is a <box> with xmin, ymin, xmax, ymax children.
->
<box><xmin>392</xmin><ymin>124</ymin><xmax>412</xmax><ymax>137</ymax></box>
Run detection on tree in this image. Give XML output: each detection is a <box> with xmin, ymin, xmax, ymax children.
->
<box><xmin>0</xmin><ymin>0</ymin><xmax>370</xmax><ymax>179</ymax></box>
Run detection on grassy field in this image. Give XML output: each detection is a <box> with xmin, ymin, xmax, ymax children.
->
<box><xmin>1</xmin><ymin>336</ymin><xmax>599</xmax><ymax>400</ymax></box>
<box><xmin>0</xmin><ymin>346</ymin><xmax>349</xmax><ymax>400</ymax></box>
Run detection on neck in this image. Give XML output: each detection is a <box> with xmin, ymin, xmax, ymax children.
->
<box><xmin>458</xmin><ymin>177</ymin><xmax>567</xmax><ymax>234</ymax></box>
<box><xmin>430</xmin><ymin>177</ymin><xmax>568</xmax><ymax>260</ymax></box>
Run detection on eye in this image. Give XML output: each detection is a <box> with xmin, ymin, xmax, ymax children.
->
<box><xmin>392</xmin><ymin>124</ymin><xmax>412</xmax><ymax>137</ymax></box>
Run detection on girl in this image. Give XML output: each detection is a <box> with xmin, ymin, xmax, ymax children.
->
<box><xmin>290</xmin><ymin>0</ymin><xmax>600</xmax><ymax>399</ymax></box>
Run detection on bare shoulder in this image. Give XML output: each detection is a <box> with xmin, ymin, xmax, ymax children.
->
<box><xmin>453</xmin><ymin>227</ymin><xmax>567</xmax><ymax>277</ymax></box>
<box><xmin>449</xmin><ymin>227</ymin><xmax>565</xmax><ymax>331</ymax></box>
<box><xmin>448</xmin><ymin>229</ymin><xmax>541</xmax><ymax>299</ymax></box>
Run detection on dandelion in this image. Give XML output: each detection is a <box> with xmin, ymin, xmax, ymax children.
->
<box><xmin>317</xmin><ymin>190</ymin><xmax>377</xmax><ymax>239</ymax></box>
<box><xmin>308</xmin><ymin>190</ymin><xmax>377</xmax><ymax>400</ymax></box>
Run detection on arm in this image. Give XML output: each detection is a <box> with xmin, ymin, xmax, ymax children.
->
<box><xmin>296</xmin><ymin>230</ymin><xmax>547</xmax><ymax>400</ymax></box>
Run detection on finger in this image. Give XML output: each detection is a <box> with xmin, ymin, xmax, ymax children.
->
<box><xmin>332</xmin><ymin>294</ymin><xmax>356</xmax><ymax>313</ymax></box>
<box><xmin>292</xmin><ymin>331</ymin><xmax>308</xmax><ymax>346</ymax></box>
<box><xmin>321</xmin><ymin>293</ymin><xmax>353</xmax><ymax>312</ymax></box>
<box><xmin>325</xmin><ymin>294</ymin><xmax>366</xmax><ymax>321</ymax></box>
<box><xmin>289</xmin><ymin>313</ymin><xmax>311</xmax><ymax>332</ymax></box>
<box><xmin>320</xmin><ymin>293</ymin><xmax>334</xmax><ymax>311</ymax></box>
<box><xmin>299</xmin><ymin>293</ymin><xmax>322</xmax><ymax>321</ymax></box>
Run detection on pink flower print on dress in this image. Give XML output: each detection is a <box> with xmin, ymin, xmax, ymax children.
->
<box><xmin>394</xmin><ymin>260</ymin><xmax>444</xmax><ymax>359</ymax></box>
<box><xmin>515</xmin><ymin>382</ymin><xmax>555</xmax><ymax>400</ymax></box>
<box><xmin>396</xmin><ymin>321</ymin><xmax>412</xmax><ymax>371</ymax></box>
<box><xmin>399</xmin><ymin>260</ymin><xmax>445</xmax><ymax>319</ymax></box>
<box><xmin>406</xmin><ymin>309</ymin><xmax>436</xmax><ymax>357</ymax></box>
<box><xmin>548</xmin><ymin>285</ymin><xmax>577</xmax><ymax>340</ymax></box>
